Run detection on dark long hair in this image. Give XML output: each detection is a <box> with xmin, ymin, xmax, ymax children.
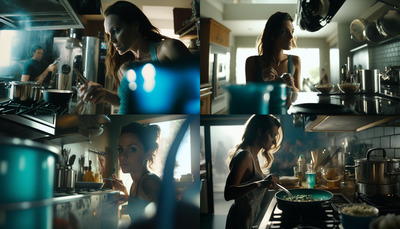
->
<box><xmin>227</xmin><ymin>115</ymin><xmax>283</xmax><ymax>172</ymax></box>
<box><xmin>120</xmin><ymin>122</ymin><xmax>161</xmax><ymax>168</ymax></box>
<box><xmin>104</xmin><ymin>1</ymin><xmax>168</xmax><ymax>86</ymax></box>
<box><xmin>258</xmin><ymin>12</ymin><xmax>297</xmax><ymax>66</ymax></box>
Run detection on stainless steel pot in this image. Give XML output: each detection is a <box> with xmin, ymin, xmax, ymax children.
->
<box><xmin>360</xmin><ymin>69</ymin><xmax>380</xmax><ymax>93</ymax></box>
<box><xmin>8</xmin><ymin>81</ymin><xmax>42</xmax><ymax>103</ymax></box>
<box><xmin>355</xmin><ymin>148</ymin><xmax>400</xmax><ymax>195</ymax></box>
<box><xmin>55</xmin><ymin>166</ymin><xmax>76</xmax><ymax>191</ymax></box>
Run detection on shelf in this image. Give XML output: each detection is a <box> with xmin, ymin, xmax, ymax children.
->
<box><xmin>176</xmin><ymin>19</ymin><xmax>198</xmax><ymax>39</ymax></box>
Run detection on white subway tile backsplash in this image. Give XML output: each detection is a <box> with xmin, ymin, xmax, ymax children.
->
<box><xmin>390</xmin><ymin>135</ymin><xmax>400</xmax><ymax>148</ymax></box>
<box><xmin>375</xmin><ymin>127</ymin><xmax>384</xmax><ymax>137</ymax></box>
<box><xmin>385</xmin><ymin>127</ymin><xmax>395</xmax><ymax>136</ymax></box>
<box><xmin>386</xmin><ymin>149</ymin><xmax>395</xmax><ymax>158</ymax></box>
<box><xmin>381</xmin><ymin>136</ymin><xmax>391</xmax><ymax>148</ymax></box>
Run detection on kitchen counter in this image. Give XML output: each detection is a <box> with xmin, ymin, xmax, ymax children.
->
<box><xmin>287</xmin><ymin>92</ymin><xmax>400</xmax><ymax>115</ymax></box>
<box><xmin>53</xmin><ymin>189</ymin><xmax>119</xmax><ymax>229</ymax></box>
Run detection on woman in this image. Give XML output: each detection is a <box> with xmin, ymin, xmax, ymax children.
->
<box><xmin>246</xmin><ymin>12</ymin><xmax>301</xmax><ymax>92</ymax></box>
<box><xmin>224</xmin><ymin>115</ymin><xmax>282</xmax><ymax>229</ymax></box>
<box><xmin>111</xmin><ymin>122</ymin><xmax>162</xmax><ymax>223</ymax></box>
<box><xmin>79</xmin><ymin>1</ymin><xmax>191</xmax><ymax>107</ymax></box>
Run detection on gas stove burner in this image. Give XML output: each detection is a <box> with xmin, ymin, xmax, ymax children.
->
<box><xmin>356</xmin><ymin>192</ymin><xmax>400</xmax><ymax>215</ymax></box>
<box><xmin>0</xmin><ymin>100</ymin><xmax>68</xmax><ymax>115</ymax></box>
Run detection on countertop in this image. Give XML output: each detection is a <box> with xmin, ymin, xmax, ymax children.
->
<box><xmin>53</xmin><ymin>189</ymin><xmax>119</xmax><ymax>204</ymax></box>
<box><xmin>287</xmin><ymin>92</ymin><xmax>400</xmax><ymax>115</ymax></box>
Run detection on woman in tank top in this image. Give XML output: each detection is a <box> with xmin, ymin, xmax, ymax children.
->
<box><xmin>225</xmin><ymin>115</ymin><xmax>283</xmax><ymax>229</ymax></box>
<box><xmin>110</xmin><ymin>122</ymin><xmax>162</xmax><ymax>224</ymax></box>
<box><xmin>246</xmin><ymin>12</ymin><xmax>301</xmax><ymax>92</ymax></box>
<box><xmin>79</xmin><ymin>1</ymin><xmax>191</xmax><ymax>107</ymax></box>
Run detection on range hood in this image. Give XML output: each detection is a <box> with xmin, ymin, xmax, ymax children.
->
<box><xmin>0</xmin><ymin>0</ymin><xmax>84</xmax><ymax>30</ymax></box>
<box><xmin>304</xmin><ymin>115</ymin><xmax>400</xmax><ymax>132</ymax></box>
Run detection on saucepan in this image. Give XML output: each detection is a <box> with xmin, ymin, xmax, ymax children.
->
<box><xmin>7</xmin><ymin>81</ymin><xmax>43</xmax><ymax>104</ymax></box>
<box><xmin>42</xmin><ymin>89</ymin><xmax>74</xmax><ymax>106</ymax></box>
<box><xmin>275</xmin><ymin>188</ymin><xmax>333</xmax><ymax>212</ymax></box>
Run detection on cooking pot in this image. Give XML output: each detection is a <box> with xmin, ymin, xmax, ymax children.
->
<box><xmin>0</xmin><ymin>137</ymin><xmax>58</xmax><ymax>229</ymax></box>
<box><xmin>7</xmin><ymin>81</ymin><xmax>42</xmax><ymax>103</ymax></box>
<box><xmin>377</xmin><ymin>8</ymin><xmax>400</xmax><ymax>37</ymax></box>
<box><xmin>55</xmin><ymin>166</ymin><xmax>76</xmax><ymax>191</ymax></box>
<box><xmin>365</xmin><ymin>21</ymin><xmax>386</xmax><ymax>43</ymax></box>
<box><xmin>275</xmin><ymin>188</ymin><xmax>333</xmax><ymax>212</ymax></box>
<box><xmin>42</xmin><ymin>89</ymin><xmax>73</xmax><ymax>106</ymax></box>
<box><xmin>360</xmin><ymin>69</ymin><xmax>380</xmax><ymax>93</ymax></box>
<box><xmin>350</xmin><ymin>18</ymin><xmax>367</xmax><ymax>42</ymax></box>
<box><xmin>354</xmin><ymin>148</ymin><xmax>400</xmax><ymax>195</ymax></box>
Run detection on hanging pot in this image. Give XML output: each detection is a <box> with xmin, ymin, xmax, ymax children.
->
<box><xmin>377</xmin><ymin>8</ymin><xmax>400</xmax><ymax>37</ymax></box>
<box><xmin>365</xmin><ymin>21</ymin><xmax>386</xmax><ymax>43</ymax></box>
<box><xmin>350</xmin><ymin>18</ymin><xmax>367</xmax><ymax>42</ymax></box>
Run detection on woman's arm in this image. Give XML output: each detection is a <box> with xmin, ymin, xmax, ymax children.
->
<box><xmin>245</xmin><ymin>56</ymin><xmax>256</xmax><ymax>83</ymax></box>
<box><xmin>224</xmin><ymin>150</ymin><xmax>268</xmax><ymax>201</ymax></box>
<box><xmin>292</xmin><ymin>55</ymin><xmax>301</xmax><ymax>91</ymax></box>
<box><xmin>140</xmin><ymin>174</ymin><xmax>162</xmax><ymax>203</ymax></box>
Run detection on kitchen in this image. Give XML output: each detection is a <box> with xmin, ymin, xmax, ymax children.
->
<box><xmin>200</xmin><ymin>0</ymin><xmax>400</xmax><ymax>115</ymax></box>
<box><xmin>0</xmin><ymin>114</ymin><xmax>200</xmax><ymax>228</ymax></box>
<box><xmin>200</xmin><ymin>114</ymin><xmax>400</xmax><ymax>229</ymax></box>
<box><xmin>0</xmin><ymin>0</ymin><xmax>200</xmax><ymax>115</ymax></box>
<box><xmin>0</xmin><ymin>0</ymin><xmax>200</xmax><ymax>228</ymax></box>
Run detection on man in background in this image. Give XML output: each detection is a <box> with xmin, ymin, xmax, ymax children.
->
<box><xmin>21</xmin><ymin>45</ymin><xmax>58</xmax><ymax>85</ymax></box>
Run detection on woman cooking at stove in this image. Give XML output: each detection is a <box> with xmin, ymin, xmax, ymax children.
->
<box><xmin>79</xmin><ymin>1</ymin><xmax>191</xmax><ymax>108</ymax></box>
<box><xmin>224</xmin><ymin>115</ymin><xmax>282</xmax><ymax>229</ymax></box>
<box><xmin>246</xmin><ymin>12</ymin><xmax>301</xmax><ymax>92</ymax></box>
<box><xmin>111</xmin><ymin>122</ymin><xmax>162</xmax><ymax>224</ymax></box>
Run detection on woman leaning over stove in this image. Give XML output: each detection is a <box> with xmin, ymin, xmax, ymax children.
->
<box><xmin>111</xmin><ymin>122</ymin><xmax>162</xmax><ymax>224</ymax></box>
<box><xmin>224</xmin><ymin>115</ymin><xmax>282</xmax><ymax>229</ymax></box>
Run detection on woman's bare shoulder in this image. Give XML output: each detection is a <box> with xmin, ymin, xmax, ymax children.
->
<box><xmin>159</xmin><ymin>38</ymin><xmax>191</xmax><ymax>61</ymax></box>
<box><xmin>291</xmin><ymin>55</ymin><xmax>301</xmax><ymax>65</ymax></box>
<box><xmin>246</xmin><ymin>55</ymin><xmax>259</xmax><ymax>63</ymax></box>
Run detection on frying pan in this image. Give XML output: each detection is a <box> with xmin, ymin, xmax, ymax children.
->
<box><xmin>350</xmin><ymin>18</ymin><xmax>367</xmax><ymax>42</ymax></box>
<box><xmin>43</xmin><ymin>89</ymin><xmax>73</xmax><ymax>106</ymax></box>
<box><xmin>275</xmin><ymin>188</ymin><xmax>333</xmax><ymax>211</ymax></box>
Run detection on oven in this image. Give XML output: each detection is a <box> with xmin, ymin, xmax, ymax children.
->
<box><xmin>209</xmin><ymin>43</ymin><xmax>230</xmax><ymax>99</ymax></box>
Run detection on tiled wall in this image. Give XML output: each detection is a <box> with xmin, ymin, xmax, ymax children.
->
<box><xmin>369</xmin><ymin>37</ymin><xmax>400</xmax><ymax>71</ymax></box>
<box><xmin>335</xmin><ymin>124</ymin><xmax>400</xmax><ymax>159</ymax></box>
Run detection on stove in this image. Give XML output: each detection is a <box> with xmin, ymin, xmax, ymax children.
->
<box><xmin>259</xmin><ymin>194</ymin><xmax>351</xmax><ymax>229</ymax></box>
<box><xmin>355</xmin><ymin>193</ymin><xmax>400</xmax><ymax>215</ymax></box>
<box><xmin>0</xmin><ymin>100</ymin><xmax>68</xmax><ymax>136</ymax></box>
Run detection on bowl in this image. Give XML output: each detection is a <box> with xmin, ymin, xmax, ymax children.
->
<box><xmin>338</xmin><ymin>203</ymin><xmax>379</xmax><ymax>229</ymax></box>
<box><xmin>315</xmin><ymin>84</ymin><xmax>333</xmax><ymax>93</ymax></box>
<box><xmin>338</xmin><ymin>82</ymin><xmax>360</xmax><ymax>93</ymax></box>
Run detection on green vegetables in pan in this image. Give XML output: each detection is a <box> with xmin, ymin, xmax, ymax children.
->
<box><xmin>282</xmin><ymin>194</ymin><xmax>319</xmax><ymax>202</ymax></box>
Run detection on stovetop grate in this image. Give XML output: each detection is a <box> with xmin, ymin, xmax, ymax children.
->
<box><xmin>356</xmin><ymin>193</ymin><xmax>400</xmax><ymax>215</ymax></box>
<box><xmin>0</xmin><ymin>100</ymin><xmax>68</xmax><ymax>115</ymax></box>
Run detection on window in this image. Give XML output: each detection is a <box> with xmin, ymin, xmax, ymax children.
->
<box><xmin>286</xmin><ymin>48</ymin><xmax>320</xmax><ymax>86</ymax></box>
<box><xmin>236</xmin><ymin>48</ymin><xmax>258</xmax><ymax>84</ymax></box>
<box><xmin>0</xmin><ymin>30</ymin><xmax>17</xmax><ymax>67</ymax></box>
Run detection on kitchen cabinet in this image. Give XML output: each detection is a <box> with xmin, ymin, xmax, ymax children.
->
<box><xmin>200</xmin><ymin>18</ymin><xmax>231</xmax><ymax>85</ymax></box>
<box><xmin>200</xmin><ymin>84</ymin><xmax>212</xmax><ymax>114</ymax></box>
<box><xmin>173</xmin><ymin>8</ymin><xmax>198</xmax><ymax>40</ymax></box>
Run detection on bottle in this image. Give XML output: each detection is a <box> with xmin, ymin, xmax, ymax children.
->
<box><xmin>297</xmin><ymin>155</ymin><xmax>306</xmax><ymax>182</ymax></box>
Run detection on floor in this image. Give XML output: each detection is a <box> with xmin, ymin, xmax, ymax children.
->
<box><xmin>201</xmin><ymin>192</ymin><xmax>232</xmax><ymax>229</ymax></box>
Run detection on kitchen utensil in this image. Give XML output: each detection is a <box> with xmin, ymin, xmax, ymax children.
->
<box><xmin>350</xmin><ymin>18</ymin><xmax>367</xmax><ymax>42</ymax></box>
<box><xmin>360</xmin><ymin>69</ymin><xmax>381</xmax><ymax>93</ymax></box>
<box><xmin>338</xmin><ymin>204</ymin><xmax>379</xmax><ymax>229</ymax></box>
<box><xmin>42</xmin><ymin>89</ymin><xmax>73</xmax><ymax>106</ymax></box>
<box><xmin>276</xmin><ymin>184</ymin><xmax>293</xmax><ymax>197</ymax></box>
<box><xmin>377</xmin><ymin>8</ymin><xmax>400</xmax><ymax>37</ymax></box>
<box><xmin>365</xmin><ymin>20</ymin><xmax>386</xmax><ymax>43</ymax></box>
<box><xmin>275</xmin><ymin>188</ymin><xmax>333</xmax><ymax>212</ymax></box>
<box><xmin>68</xmin><ymin>154</ymin><xmax>76</xmax><ymax>167</ymax></box>
<box><xmin>7</xmin><ymin>81</ymin><xmax>42</xmax><ymax>103</ymax></box>
<box><xmin>56</xmin><ymin>64</ymin><xmax>71</xmax><ymax>90</ymax></box>
<box><xmin>355</xmin><ymin>148</ymin><xmax>400</xmax><ymax>195</ymax></box>
<box><xmin>65</xmin><ymin>168</ymin><xmax>76</xmax><ymax>189</ymax></box>
<box><xmin>73</xmin><ymin>67</ymin><xmax>89</xmax><ymax>85</ymax></box>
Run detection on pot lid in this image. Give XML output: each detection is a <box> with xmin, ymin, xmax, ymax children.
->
<box><xmin>355</xmin><ymin>157</ymin><xmax>400</xmax><ymax>163</ymax></box>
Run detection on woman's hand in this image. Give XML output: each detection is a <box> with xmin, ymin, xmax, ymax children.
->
<box><xmin>110</xmin><ymin>174</ymin><xmax>127</xmax><ymax>193</ymax></box>
<box><xmin>262</xmin><ymin>67</ymin><xmax>279</xmax><ymax>82</ymax></box>
<box><xmin>78</xmin><ymin>81</ymin><xmax>106</xmax><ymax>104</ymax></box>
<box><xmin>282</xmin><ymin>73</ymin><xmax>295</xmax><ymax>87</ymax></box>
<box><xmin>256</xmin><ymin>174</ymin><xmax>280</xmax><ymax>189</ymax></box>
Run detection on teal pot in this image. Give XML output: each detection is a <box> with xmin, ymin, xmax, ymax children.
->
<box><xmin>0</xmin><ymin>137</ymin><xmax>58</xmax><ymax>203</ymax></box>
<box><xmin>226</xmin><ymin>83</ymin><xmax>274</xmax><ymax>114</ymax></box>
<box><xmin>338</xmin><ymin>203</ymin><xmax>379</xmax><ymax>229</ymax></box>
